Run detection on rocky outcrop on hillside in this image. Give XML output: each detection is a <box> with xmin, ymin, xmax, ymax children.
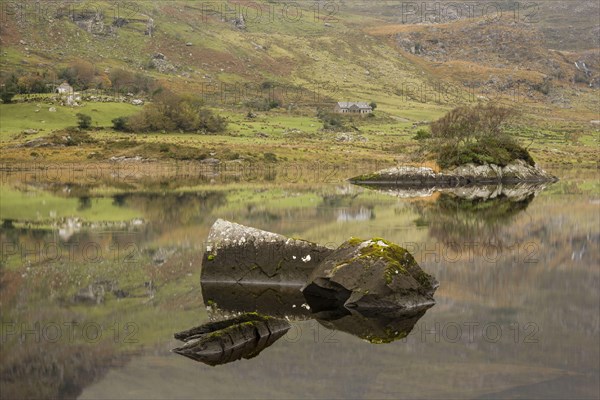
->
<box><xmin>149</xmin><ymin>53</ymin><xmax>177</xmax><ymax>73</ymax></box>
<box><xmin>349</xmin><ymin>160</ymin><xmax>558</xmax><ymax>186</ymax></box>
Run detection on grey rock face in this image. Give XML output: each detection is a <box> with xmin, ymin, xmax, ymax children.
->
<box><xmin>302</xmin><ymin>238</ymin><xmax>438</xmax><ymax>312</ymax></box>
<box><xmin>201</xmin><ymin>219</ymin><xmax>334</xmax><ymax>285</ymax></box>
<box><xmin>350</xmin><ymin>160</ymin><xmax>558</xmax><ymax>186</ymax></box>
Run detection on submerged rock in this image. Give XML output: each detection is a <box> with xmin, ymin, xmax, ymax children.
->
<box><xmin>201</xmin><ymin>219</ymin><xmax>334</xmax><ymax>285</ymax></box>
<box><xmin>173</xmin><ymin>313</ymin><xmax>290</xmax><ymax>366</ymax></box>
<box><xmin>350</xmin><ymin>160</ymin><xmax>558</xmax><ymax>186</ymax></box>
<box><xmin>302</xmin><ymin>238</ymin><xmax>438</xmax><ymax>312</ymax></box>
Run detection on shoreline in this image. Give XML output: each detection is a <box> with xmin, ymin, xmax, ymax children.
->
<box><xmin>350</xmin><ymin>161</ymin><xmax>560</xmax><ymax>187</ymax></box>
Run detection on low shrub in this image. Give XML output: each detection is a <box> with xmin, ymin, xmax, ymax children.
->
<box><xmin>427</xmin><ymin>103</ymin><xmax>534</xmax><ymax>168</ymax></box>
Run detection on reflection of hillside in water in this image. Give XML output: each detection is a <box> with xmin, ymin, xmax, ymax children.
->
<box><xmin>0</xmin><ymin>339</ymin><xmax>134</xmax><ymax>400</ymax></box>
<box><xmin>111</xmin><ymin>192</ymin><xmax>227</xmax><ymax>226</ymax></box>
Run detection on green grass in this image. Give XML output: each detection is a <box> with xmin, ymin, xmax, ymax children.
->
<box><xmin>0</xmin><ymin>102</ymin><xmax>141</xmax><ymax>140</ymax></box>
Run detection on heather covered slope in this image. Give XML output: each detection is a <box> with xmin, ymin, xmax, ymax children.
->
<box><xmin>1</xmin><ymin>0</ymin><xmax>597</xmax><ymax>111</ymax></box>
<box><xmin>0</xmin><ymin>1</ymin><xmax>597</xmax><ymax>166</ymax></box>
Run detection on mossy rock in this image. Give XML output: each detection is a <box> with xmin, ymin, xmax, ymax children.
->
<box><xmin>173</xmin><ymin>313</ymin><xmax>291</xmax><ymax>366</ymax></box>
<box><xmin>302</xmin><ymin>238</ymin><xmax>438</xmax><ymax>312</ymax></box>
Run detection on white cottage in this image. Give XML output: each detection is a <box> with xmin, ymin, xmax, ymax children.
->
<box><xmin>334</xmin><ymin>102</ymin><xmax>373</xmax><ymax>114</ymax></box>
<box><xmin>56</xmin><ymin>82</ymin><xmax>73</xmax><ymax>94</ymax></box>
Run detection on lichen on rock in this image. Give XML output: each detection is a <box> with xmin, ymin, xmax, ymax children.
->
<box><xmin>201</xmin><ymin>219</ymin><xmax>334</xmax><ymax>285</ymax></box>
<box><xmin>302</xmin><ymin>238</ymin><xmax>438</xmax><ymax>312</ymax></box>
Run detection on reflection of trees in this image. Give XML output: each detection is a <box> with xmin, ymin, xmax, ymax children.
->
<box><xmin>318</xmin><ymin>193</ymin><xmax>377</xmax><ymax>221</ymax></box>
<box><xmin>77</xmin><ymin>196</ymin><xmax>92</xmax><ymax>211</ymax></box>
<box><xmin>412</xmin><ymin>192</ymin><xmax>535</xmax><ymax>244</ymax></box>
<box><xmin>112</xmin><ymin>192</ymin><xmax>226</xmax><ymax>227</ymax></box>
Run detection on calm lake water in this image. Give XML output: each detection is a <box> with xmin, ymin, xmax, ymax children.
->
<box><xmin>1</xmin><ymin>164</ymin><xmax>598</xmax><ymax>399</ymax></box>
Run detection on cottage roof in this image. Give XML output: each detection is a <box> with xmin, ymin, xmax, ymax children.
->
<box><xmin>58</xmin><ymin>82</ymin><xmax>72</xmax><ymax>88</ymax></box>
<box><xmin>336</xmin><ymin>102</ymin><xmax>372</xmax><ymax>109</ymax></box>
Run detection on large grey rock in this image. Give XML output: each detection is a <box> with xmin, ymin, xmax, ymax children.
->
<box><xmin>302</xmin><ymin>238</ymin><xmax>438</xmax><ymax>311</ymax></box>
<box><xmin>350</xmin><ymin>160</ymin><xmax>558</xmax><ymax>186</ymax></box>
<box><xmin>201</xmin><ymin>219</ymin><xmax>334</xmax><ymax>285</ymax></box>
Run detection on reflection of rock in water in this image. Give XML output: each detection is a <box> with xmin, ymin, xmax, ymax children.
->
<box><xmin>355</xmin><ymin>182</ymin><xmax>549</xmax><ymax>201</ymax></box>
<box><xmin>173</xmin><ymin>313</ymin><xmax>290</xmax><ymax>366</ymax></box>
<box><xmin>350</xmin><ymin>162</ymin><xmax>558</xmax><ymax>185</ymax></box>
<box><xmin>201</xmin><ymin>282</ymin><xmax>312</xmax><ymax>319</ymax></box>
<box><xmin>202</xmin><ymin>219</ymin><xmax>333</xmax><ymax>285</ymax></box>
<box><xmin>315</xmin><ymin>307</ymin><xmax>431</xmax><ymax>344</ymax></box>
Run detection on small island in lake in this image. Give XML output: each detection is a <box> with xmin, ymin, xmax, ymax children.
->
<box><xmin>351</xmin><ymin>103</ymin><xmax>559</xmax><ymax>186</ymax></box>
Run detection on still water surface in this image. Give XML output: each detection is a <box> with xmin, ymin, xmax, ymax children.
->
<box><xmin>1</xmin><ymin>166</ymin><xmax>598</xmax><ymax>399</ymax></box>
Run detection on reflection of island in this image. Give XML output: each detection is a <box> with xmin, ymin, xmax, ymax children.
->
<box><xmin>353</xmin><ymin>182</ymin><xmax>548</xmax><ymax>201</ymax></box>
<box><xmin>355</xmin><ymin>183</ymin><xmax>547</xmax><ymax>243</ymax></box>
<box><xmin>413</xmin><ymin>191</ymin><xmax>535</xmax><ymax>243</ymax></box>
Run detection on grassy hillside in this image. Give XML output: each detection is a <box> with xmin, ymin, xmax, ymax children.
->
<box><xmin>0</xmin><ymin>0</ymin><xmax>598</xmax><ymax>166</ymax></box>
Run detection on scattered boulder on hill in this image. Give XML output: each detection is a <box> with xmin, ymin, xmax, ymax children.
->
<box><xmin>149</xmin><ymin>53</ymin><xmax>176</xmax><ymax>73</ymax></box>
<box><xmin>231</xmin><ymin>15</ymin><xmax>246</xmax><ymax>30</ymax></box>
